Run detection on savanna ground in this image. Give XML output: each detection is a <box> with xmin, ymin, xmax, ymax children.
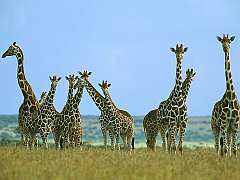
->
<box><xmin>0</xmin><ymin>144</ymin><xmax>239</xmax><ymax>180</ymax></box>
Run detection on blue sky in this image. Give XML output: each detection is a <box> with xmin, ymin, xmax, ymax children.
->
<box><xmin>0</xmin><ymin>0</ymin><xmax>240</xmax><ymax>116</ymax></box>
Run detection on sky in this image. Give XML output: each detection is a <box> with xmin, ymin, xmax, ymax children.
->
<box><xmin>0</xmin><ymin>0</ymin><xmax>240</xmax><ymax>116</ymax></box>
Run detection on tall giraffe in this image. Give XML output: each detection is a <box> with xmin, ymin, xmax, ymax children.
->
<box><xmin>211</xmin><ymin>34</ymin><xmax>240</xmax><ymax>157</ymax></box>
<box><xmin>61</xmin><ymin>74</ymin><xmax>78</xmax><ymax>148</ymax></box>
<box><xmin>77</xmin><ymin>71</ymin><xmax>133</xmax><ymax>149</ymax></box>
<box><xmin>99</xmin><ymin>80</ymin><xmax>134</xmax><ymax>152</ymax></box>
<box><xmin>25</xmin><ymin>76</ymin><xmax>61</xmax><ymax>149</ymax></box>
<box><xmin>158</xmin><ymin>44</ymin><xmax>188</xmax><ymax>154</ymax></box>
<box><xmin>143</xmin><ymin>68</ymin><xmax>195</xmax><ymax>151</ymax></box>
<box><xmin>2</xmin><ymin>42</ymin><xmax>40</xmax><ymax>146</ymax></box>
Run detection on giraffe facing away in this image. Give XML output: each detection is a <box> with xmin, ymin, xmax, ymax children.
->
<box><xmin>2</xmin><ymin>42</ymin><xmax>40</xmax><ymax>146</ymax></box>
<box><xmin>25</xmin><ymin>76</ymin><xmax>61</xmax><ymax>149</ymax></box>
<box><xmin>99</xmin><ymin>80</ymin><xmax>134</xmax><ymax>152</ymax></box>
<box><xmin>157</xmin><ymin>44</ymin><xmax>188</xmax><ymax>154</ymax></box>
<box><xmin>143</xmin><ymin>68</ymin><xmax>195</xmax><ymax>151</ymax></box>
<box><xmin>211</xmin><ymin>34</ymin><xmax>240</xmax><ymax>157</ymax></box>
<box><xmin>77</xmin><ymin>71</ymin><xmax>133</xmax><ymax>149</ymax></box>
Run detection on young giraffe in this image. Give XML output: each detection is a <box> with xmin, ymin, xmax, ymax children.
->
<box><xmin>77</xmin><ymin>71</ymin><xmax>133</xmax><ymax>149</ymax></box>
<box><xmin>99</xmin><ymin>80</ymin><xmax>134</xmax><ymax>152</ymax></box>
<box><xmin>25</xmin><ymin>76</ymin><xmax>61</xmax><ymax>149</ymax></box>
<box><xmin>2</xmin><ymin>42</ymin><xmax>40</xmax><ymax>146</ymax></box>
<box><xmin>39</xmin><ymin>91</ymin><xmax>47</xmax><ymax>105</ymax></box>
<box><xmin>211</xmin><ymin>34</ymin><xmax>240</xmax><ymax>157</ymax></box>
<box><xmin>143</xmin><ymin>68</ymin><xmax>195</xmax><ymax>151</ymax></box>
<box><xmin>158</xmin><ymin>44</ymin><xmax>188</xmax><ymax>154</ymax></box>
<box><xmin>60</xmin><ymin>75</ymin><xmax>79</xmax><ymax>148</ymax></box>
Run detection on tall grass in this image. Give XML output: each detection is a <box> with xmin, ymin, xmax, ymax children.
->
<box><xmin>0</xmin><ymin>145</ymin><xmax>239</xmax><ymax>180</ymax></box>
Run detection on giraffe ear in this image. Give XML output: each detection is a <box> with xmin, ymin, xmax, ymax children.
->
<box><xmin>78</xmin><ymin>71</ymin><xmax>83</xmax><ymax>75</ymax></box>
<box><xmin>108</xmin><ymin>83</ymin><xmax>111</xmax><ymax>87</ymax></box>
<box><xmin>74</xmin><ymin>76</ymin><xmax>79</xmax><ymax>80</ymax></box>
<box><xmin>65</xmin><ymin>76</ymin><xmax>68</xmax><ymax>80</ymax></box>
<box><xmin>49</xmin><ymin>76</ymin><xmax>52</xmax><ymax>81</ymax></box>
<box><xmin>216</xmin><ymin>36</ymin><xmax>222</xmax><ymax>42</ymax></box>
<box><xmin>184</xmin><ymin>47</ymin><xmax>188</xmax><ymax>52</ymax></box>
<box><xmin>13</xmin><ymin>42</ymin><xmax>16</xmax><ymax>46</ymax></box>
<box><xmin>230</xmin><ymin>36</ymin><xmax>235</xmax><ymax>42</ymax></box>
<box><xmin>88</xmin><ymin>72</ymin><xmax>92</xmax><ymax>75</ymax></box>
<box><xmin>98</xmin><ymin>83</ymin><xmax>102</xmax><ymax>88</ymax></box>
<box><xmin>58</xmin><ymin>77</ymin><xmax>62</xmax><ymax>81</ymax></box>
<box><xmin>170</xmin><ymin>48</ymin><xmax>175</xmax><ymax>52</ymax></box>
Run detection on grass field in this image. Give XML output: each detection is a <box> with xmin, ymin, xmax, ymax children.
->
<box><xmin>0</xmin><ymin>145</ymin><xmax>239</xmax><ymax>180</ymax></box>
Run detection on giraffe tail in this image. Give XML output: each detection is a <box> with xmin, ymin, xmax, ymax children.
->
<box><xmin>132</xmin><ymin>137</ymin><xmax>135</xmax><ymax>150</ymax></box>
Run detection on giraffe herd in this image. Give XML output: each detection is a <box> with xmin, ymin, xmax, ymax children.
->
<box><xmin>1</xmin><ymin>34</ymin><xmax>239</xmax><ymax>157</ymax></box>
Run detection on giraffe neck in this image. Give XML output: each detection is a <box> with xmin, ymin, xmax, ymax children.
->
<box><xmin>182</xmin><ymin>77</ymin><xmax>193</xmax><ymax>101</ymax></box>
<box><xmin>174</xmin><ymin>60</ymin><xmax>183</xmax><ymax>97</ymax></box>
<box><xmin>104</xmin><ymin>90</ymin><xmax>118</xmax><ymax>117</ymax></box>
<box><xmin>84</xmin><ymin>80</ymin><xmax>106</xmax><ymax>111</ymax></box>
<box><xmin>62</xmin><ymin>85</ymin><xmax>74</xmax><ymax>113</ymax></box>
<box><xmin>224</xmin><ymin>51</ymin><xmax>235</xmax><ymax>93</ymax></box>
<box><xmin>73</xmin><ymin>86</ymin><xmax>84</xmax><ymax>108</ymax></box>
<box><xmin>16</xmin><ymin>48</ymin><xmax>40</xmax><ymax>108</ymax></box>
<box><xmin>44</xmin><ymin>85</ymin><xmax>57</xmax><ymax>107</ymax></box>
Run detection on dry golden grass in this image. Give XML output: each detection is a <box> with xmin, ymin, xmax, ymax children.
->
<box><xmin>0</xmin><ymin>145</ymin><xmax>239</xmax><ymax>180</ymax></box>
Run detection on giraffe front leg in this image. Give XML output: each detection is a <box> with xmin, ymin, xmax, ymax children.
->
<box><xmin>227</xmin><ymin>129</ymin><xmax>232</xmax><ymax>157</ymax></box>
<box><xmin>115</xmin><ymin>133</ymin><xmax>120</xmax><ymax>151</ymax></box>
<box><xmin>121</xmin><ymin>134</ymin><xmax>127</xmax><ymax>150</ymax></box>
<box><xmin>231</xmin><ymin>130</ymin><xmax>238</xmax><ymax>157</ymax></box>
<box><xmin>169</xmin><ymin>125</ymin><xmax>177</xmax><ymax>155</ymax></box>
<box><xmin>109</xmin><ymin>130</ymin><xmax>115</xmax><ymax>151</ymax></box>
<box><xmin>40</xmin><ymin>131</ymin><xmax>48</xmax><ymax>150</ymax></box>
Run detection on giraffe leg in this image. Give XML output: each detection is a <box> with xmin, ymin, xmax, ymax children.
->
<box><xmin>231</xmin><ymin>129</ymin><xmax>238</xmax><ymax>157</ymax></box>
<box><xmin>160</xmin><ymin>128</ymin><xmax>167</xmax><ymax>152</ymax></box>
<box><xmin>40</xmin><ymin>131</ymin><xmax>48</xmax><ymax>150</ymax></box>
<box><xmin>121</xmin><ymin>134</ymin><xmax>127</xmax><ymax>149</ymax></box>
<box><xmin>212</xmin><ymin>123</ymin><xmax>220</xmax><ymax>155</ymax></box>
<box><xmin>115</xmin><ymin>133</ymin><xmax>120</xmax><ymax>151</ymax></box>
<box><xmin>178</xmin><ymin>116</ymin><xmax>187</xmax><ymax>155</ymax></box>
<box><xmin>109</xmin><ymin>130</ymin><xmax>115</xmax><ymax>151</ymax></box>
<box><xmin>126</xmin><ymin>132</ymin><xmax>133</xmax><ymax>153</ymax></box>
<box><xmin>220</xmin><ymin>129</ymin><xmax>228</xmax><ymax>157</ymax></box>
<box><xmin>169</xmin><ymin>123</ymin><xmax>177</xmax><ymax>155</ymax></box>
<box><xmin>227</xmin><ymin>128</ymin><xmax>232</xmax><ymax>157</ymax></box>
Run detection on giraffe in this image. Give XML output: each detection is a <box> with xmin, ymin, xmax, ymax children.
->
<box><xmin>77</xmin><ymin>71</ymin><xmax>133</xmax><ymax>149</ymax></box>
<box><xmin>99</xmin><ymin>80</ymin><xmax>134</xmax><ymax>152</ymax></box>
<box><xmin>71</xmin><ymin>73</ymin><xmax>85</xmax><ymax>149</ymax></box>
<box><xmin>155</xmin><ymin>44</ymin><xmax>188</xmax><ymax>155</ymax></box>
<box><xmin>60</xmin><ymin>74</ymin><xmax>78</xmax><ymax>148</ymax></box>
<box><xmin>2</xmin><ymin>42</ymin><xmax>40</xmax><ymax>146</ymax></box>
<box><xmin>143</xmin><ymin>68</ymin><xmax>195</xmax><ymax>151</ymax></box>
<box><xmin>25</xmin><ymin>76</ymin><xmax>61</xmax><ymax>149</ymax></box>
<box><xmin>211</xmin><ymin>34</ymin><xmax>240</xmax><ymax>157</ymax></box>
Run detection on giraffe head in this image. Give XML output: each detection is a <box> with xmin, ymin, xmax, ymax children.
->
<box><xmin>186</xmin><ymin>68</ymin><xmax>196</xmax><ymax>80</ymax></box>
<box><xmin>74</xmin><ymin>71</ymin><xmax>92</xmax><ymax>89</ymax></box>
<box><xmin>217</xmin><ymin>34</ymin><xmax>235</xmax><ymax>53</ymax></box>
<box><xmin>2</xmin><ymin>42</ymin><xmax>20</xmax><ymax>58</ymax></box>
<box><xmin>39</xmin><ymin>91</ymin><xmax>47</xmax><ymax>104</ymax></box>
<box><xmin>98</xmin><ymin>80</ymin><xmax>111</xmax><ymax>96</ymax></box>
<box><xmin>50</xmin><ymin>75</ymin><xmax>61</xmax><ymax>88</ymax></box>
<box><xmin>65</xmin><ymin>74</ymin><xmax>78</xmax><ymax>88</ymax></box>
<box><xmin>170</xmin><ymin>44</ymin><xmax>188</xmax><ymax>62</ymax></box>
<box><xmin>79</xmin><ymin>70</ymin><xmax>92</xmax><ymax>81</ymax></box>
